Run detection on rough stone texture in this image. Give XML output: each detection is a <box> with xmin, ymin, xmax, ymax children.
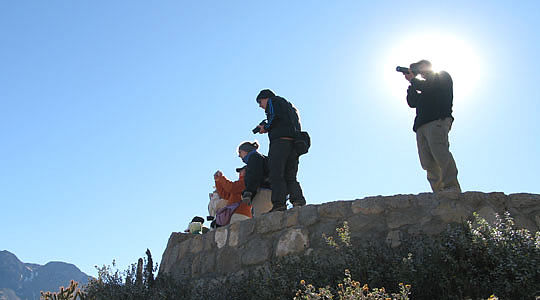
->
<box><xmin>159</xmin><ymin>192</ymin><xmax>540</xmax><ymax>282</ymax></box>
<box><xmin>241</xmin><ymin>237</ymin><xmax>271</xmax><ymax>266</ymax></box>
<box><xmin>256</xmin><ymin>211</ymin><xmax>284</xmax><ymax>234</ymax></box>
<box><xmin>275</xmin><ymin>228</ymin><xmax>309</xmax><ymax>257</ymax></box>
<box><xmin>214</xmin><ymin>228</ymin><xmax>228</xmax><ymax>249</ymax></box>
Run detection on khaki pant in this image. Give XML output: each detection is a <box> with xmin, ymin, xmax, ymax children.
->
<box><xmin>416</xmin><ymin>118</ymin><xmax>461</xmax><ymax>192</ymax></box>
<box><xmin>252</xmin><ymin>188</ymin><xmax>273</xmax><ymax>216</ymax></box>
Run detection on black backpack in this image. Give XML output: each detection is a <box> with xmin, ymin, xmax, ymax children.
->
<box><xmin>286</xmin><ymin>100</ymin><xmax>311</xmax><ymax>156</ymax></box>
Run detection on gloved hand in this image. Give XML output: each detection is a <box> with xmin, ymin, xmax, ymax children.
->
<box><xmin>242</xmin><ymin>191</ymin><xmax>253</xmax><ymax>205</ymax></box>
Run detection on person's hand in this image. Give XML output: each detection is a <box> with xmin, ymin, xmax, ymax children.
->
<box><xmin>242</xmin><ymin>191</ymin><xmax>253</xmax><ymax>205</ymax></box>
<box><xmin>404</xmin><ymin>71</ymin><xmax>416</xmax><ymax>82</ymax></box>
<box><xmin>258</xmin><ymin>125</ymin><xmax>268</xmax><ymax>134</ymax></box>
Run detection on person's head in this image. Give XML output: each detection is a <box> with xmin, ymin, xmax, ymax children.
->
<box><xmin>237</xmin><ymin>141</ymin><xmax>259</xmax><ymax>159</ymax></box>
<box><xmin>191</xmin><ymin>216</ymin><xmax>205</xmax><ymax>224</ymax></box>
<box><xmin>256</xmin><ymin>89</ymin><xmax>275</xmax><ymax>109</ymax></box>
<box><xmin>236</xmin><ymin>166</ymin><xmax>247</xmax><ymax>177</ymax></box>
<box><xmin>410</xmin><ymin>60</ymin><xmax>433</xmax><ymax>78</ymax></box>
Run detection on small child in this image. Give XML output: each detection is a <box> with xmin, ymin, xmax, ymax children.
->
<box><xmin>185</xmin><ymin>216</ymin><xmax>209</xmax><ymax>234</ymax></box>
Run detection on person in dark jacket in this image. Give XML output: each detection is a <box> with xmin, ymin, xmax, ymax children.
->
<box><xmin>254</xmin><ymin>89</ymin><xmax>306</xmax><ymax>211</ymax></box>
<box><xmin>404</xmin><ymin>59</ymin><xmax>461</xmax><ymax>193</ymax></box>
<box><xmin>238</xmin><ymin>141</ymin><xmax>273</xmax><ymax>215</ymax></box>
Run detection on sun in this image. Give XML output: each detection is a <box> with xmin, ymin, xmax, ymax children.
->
<box><xmin>382</xmin><ymin>33</ymin><xmax>483</xmax><ymax>110</ymax></box>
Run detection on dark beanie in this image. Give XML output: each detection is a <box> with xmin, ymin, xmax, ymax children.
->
<box><xmin>238</xmin><ymin>141</ymin><xmax>258</xmax><ymax>153</ymax></box>
<box><xmin>256</xmin><ymin>89</ymin><xmax>275</xmax><ymax>101</ymax></box>
<box><xmin>191</xmin><ymin>216</ymin><xmax>205</xmax><ymax>224</ymax></box>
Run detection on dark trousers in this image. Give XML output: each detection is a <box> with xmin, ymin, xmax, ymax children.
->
<box><xmin>268</xmin><ymin>138</ymin><xmax>305</xmax><ymax>207</ymax></box>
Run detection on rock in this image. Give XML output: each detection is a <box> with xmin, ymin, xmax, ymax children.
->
<box><xmin>215</xmin><ymin>228</ymin><xmax>228</xmax><ymax>249</ymax></box>
<box><xmin>352</xmin><ymin>198</ymin><xmax>385</xmax><ymax>215</ymax></box>
<box><xmin>241</xmin><ymin>238</ymin><xmax>271</xmax><ymax>266</ymax></box>
<box><xmin>318</xmin><ymin>201</ymin><xmax>352</xmax><ymax>218</ymax></box>
<box><xmin>190</xmin><ymin>235</ymin><xmax>204</xmax><ymax>253</ymax></box>
<box><xmin>216</xmin><ymin>248</ymin><xmax>241</xmax><ymax>273</ymax></box>
<box><xmin>299</xmin><ymin>205</ymin><xmax>319</xmax><ymax>226</ymax></box>
<box><xmin>256</xmin><ymin>211</ymin><xmax>284</xmax><ymax>234</ymax></box>
<box><xmin>275</xmin><ymin>228</ymin><xmax>309</xmax><ymax>257</ymax></box>
<box><xmin>283</xmin><ymin>208</ymin><xmax>299</xmax><ymax>227</ymax></box>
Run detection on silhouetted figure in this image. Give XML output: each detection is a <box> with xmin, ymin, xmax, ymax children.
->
<box><xmin>254</xmin><ymin>89</ymin><xmax>306</xmax><ymax>211</ymax></box>
<box><xmin>404</xmin><ymin>60</ymin><xmax>461</xmax><ymax>193</ymax></box>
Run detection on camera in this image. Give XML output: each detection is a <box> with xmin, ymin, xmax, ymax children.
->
<box><xmin>252</xmin><ymin>120</ymin><xmax>268</xmax><ymax>134</ymax></box>
<box><xmin>396</xmin><ymin>63</ymin><xmax>420</xmax><ymax>74</ymax></box>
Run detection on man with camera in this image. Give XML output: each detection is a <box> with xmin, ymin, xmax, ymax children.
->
<box><xmin>252</xmin><ymin>89</ymin><xmax>306</xmax><ymax>212</ymax></box>
<box><xmin>402</xmin><ymin>60</ymin><xmax>461</xmax><ymax>193</ymax></box>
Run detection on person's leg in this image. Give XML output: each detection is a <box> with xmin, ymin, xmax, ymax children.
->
<box><xmin>251</xmin><ymin>189</ymin><xmax>273</xmax><ymax>216</ymax></box>
<box><xmin>416</xmin><ymin>123</ymin><xmax>442</xmax><ymax>192</ymax></box>
<box><xmin>426</xmin><ymin>118</ymin><xmax>461</xmax><ymax>192</ymax></box>
<box><xmin>284</xmin><ymin>143</ymin><xmax>305</xmax><ymax>206</ymax></box>
<box><xmin>268</xmin><ymin>140</ymin><xmax>289</xmax><ymax>210</ymax></box>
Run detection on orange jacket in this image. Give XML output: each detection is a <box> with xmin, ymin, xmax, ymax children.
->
<box><xmin>215</xmin><ymin>175</ymin><xmax>252</xmax><ymax>218</ymax></box>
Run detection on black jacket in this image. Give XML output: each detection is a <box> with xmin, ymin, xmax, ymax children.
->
<box><xmin>407</xmin><ymin>71</ymin><xmax>454</xmax><ymax>132</ymax></box>
<box><xmin>264</xmin><ymin>96</ymin><xmax>301</xmax><ymax>141</ymax></box>
<box><xmin>244</xmin><ymin>151</ymin><xmax>271</xmax><ymax>195</ymax></box>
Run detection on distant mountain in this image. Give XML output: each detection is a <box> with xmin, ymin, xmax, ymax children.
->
<box><xmin>0</xmin><ymin>250</ymin><xmax>91</xmax><ymax>300</ymax></box>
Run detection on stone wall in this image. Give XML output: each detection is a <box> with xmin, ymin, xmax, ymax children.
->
<box><xmin>158</xmin><ymin>192</ymin><xmax>540</xmax><ymax>282</ymax></box>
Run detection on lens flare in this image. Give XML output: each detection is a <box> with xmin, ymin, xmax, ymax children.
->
<box><xmin>382</xmin><ymin>33</ymin><xmax>483</xmax><ymax>111</ymax></box>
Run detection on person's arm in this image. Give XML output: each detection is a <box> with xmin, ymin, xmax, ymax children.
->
<box><xmin>406</xmin><ymin>85</ymin><xmax>420</xmax><ymax>108</ymax></box>
<box><xmin>264</xmin><ymin>98</ymin><xmax>276</xmax><ymax>131</ymax></box>
<box><xmin>215</xmin><ymin>176</ymin><xmax>231</xmax><ymax>200</ymax></box>
<box><xmin>216</xmin><ymin>175</ymin><xmax>244</xmax><ymax>195</ymax></box>
<box><xmin>244</xmin><ymin>155</ymin><xmax>264</xmax><ymax>194</ymax></box>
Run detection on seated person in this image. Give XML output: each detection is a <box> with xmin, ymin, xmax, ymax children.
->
<box><xmin>208</xmin><ymin>189</ymin><xmax>228</xmax><ymax>220</ymax></box>
<box><xmin>214</xmin><ymin>166</ymin><xmax>252</xmax><ymax>223</ymax></box>
<box><xmin>184</xmin><ymin>216</ymin><xmax>209</xmax><ymax>234</ymax></box>
<box><xmin>237</xmin><ymin>141</ymin><xmax>273</xmax><ymax>215</ymax></box>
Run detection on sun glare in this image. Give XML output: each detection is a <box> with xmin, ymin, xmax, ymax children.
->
<box><xmin>382</xmin><ymin>33</ymin><xmax>483</xmax><ymax>110</ymax></box>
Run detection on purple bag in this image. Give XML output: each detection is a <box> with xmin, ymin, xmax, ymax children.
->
<box><xmin>215</xmin><ymin>202</ymin><xmax>241</xmax><ymax>226</ymax></box>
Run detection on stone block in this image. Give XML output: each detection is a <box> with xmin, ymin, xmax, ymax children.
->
<box><xmin>215</xmin><ymin>227</ymin><xmax>228</xmax><ymax>249</ymax></box>
<box><xmin>241</xmin><ymin>237</ymin><xmax>271</xmax><ymax>266</ymax></box>
<box><xmin>283</xmin><ymin>208</ymin><xmax>299</xmax><ymax>227</ymax></box>
<box><xmin>229</xmin><ymin>223</ymin><xmax>240</xmax><ymax>247</ymax></box>
<box><xmin>351</xmin><ymin>198</ymin><xmax>384</xmax><ymax>215</ymax></box>
<box><xmin>318</xmin><ymin>201</ymin><xmax>352</xmax><ymax>218</ymax></box>
<box><xmin>276</xmin><ymin>228</ymin><xmax>309</xmax><ymax>257</ymax></box>
<box><xmin>309</xmin><ymin>219</ymin><xmax>338</xmax><ymax>248</ymax></box>
<box><xmin>204</xmin><ymin>231</ymin><xmax>217</xmax><ymax>251</ymax></box>
<box><xmin>386</xmin><ymin>230</ymin><xmax>401</xmax><ymax>248</ymax></box>
<box><xmin>200</xmin><ymin>251</ymin><xmax>216</xmax><ymax>274</ymax></box>
<box><xmin>256</xmin><ymin>211</ymin><xmax>284</xmax><ymax>234</ymax></box>
<box><xmin>508</xmin><ymin>193</ymin><xmax>540</xmax><ymax>210</ymax></box>
<box><xmin>190</xmin><ymin>235</ymin><xmax>204</xmax><ymax>253</ymax></box>
<box><xmin>170</xmin><ymin>256</ymin><xmax>192</xmax><ymax>280</ymax></box>
<box><xmin>299</xmin><ymin>205</ymin><xmax>319</xmax><ymax>226</ymax></box>
<box><xmin>191</xmin><ymin>254</ymin><xmax>202</xmax><ymax>276</ymax></box>
<box><xmin>216</xmin><ymin>247</ymin><xmax>240</xmax><ymax>273</ymax></box>
<box><xmin>384</xmin><ymin>195</ymin><xmax>413</xmax><ymax>209</ymax></box>
<box><xmin>415</xmin><ymin>193</ymin><xmax>438</xmax><ymax>208</ymax></box>
<box><xmin>346</xmin><ymin>214</ymin><xmax>386</xmax><ymax>237</ymax></box>
<box><xmin>432</xmin><ymin>199</ymin><xmax>470</xmax><ymax>223</ymax></box>
<box><xmin>387</xmin><ymin>209</ymin><xmax>432</xmax><ymax>229</ymax></box>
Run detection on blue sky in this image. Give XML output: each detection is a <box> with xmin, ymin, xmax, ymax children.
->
<box><xmin>1</xmin><ymin>1</ymin><xmax>539</xmax><ymax>277</ymax></box>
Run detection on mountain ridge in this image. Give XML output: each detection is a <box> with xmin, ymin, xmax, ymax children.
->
<box><xmin>0</xmin><ymin>250</ymin><xmax>91</xmax><ymax>300</ymax></box>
